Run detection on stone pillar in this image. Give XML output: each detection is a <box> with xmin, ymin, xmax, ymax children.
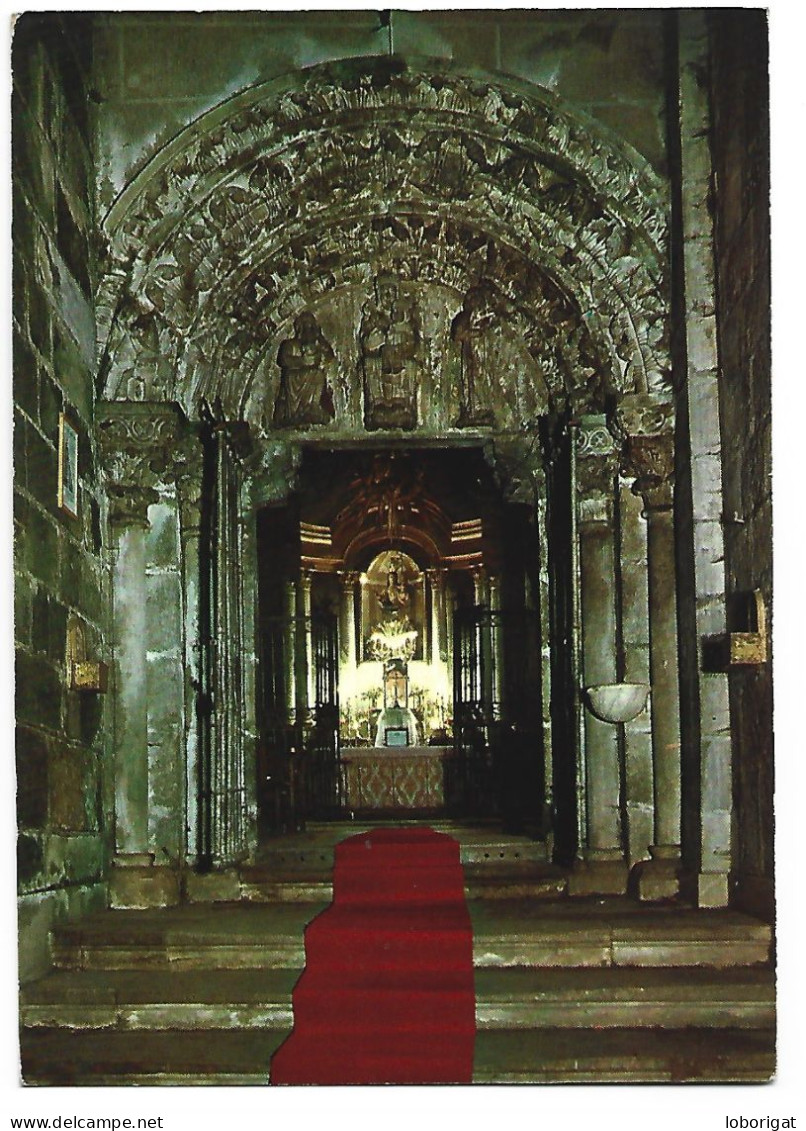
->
<box><xmin>97</xmin><ymin>401</ymin><xmax>185</xmax><ymax>908</ymax></box>
<box><xmin>569</xmin><ymin>416</ymin><xmax>627</xmax><ymax>896</ymax></box>
<box><xmin>109</xmin><ymin>490</ymin><xmax>155</xmax><ymax>860</ymax></box>
<box><xmin>426</xmin><ymin>568</ymin><xmax>445</xmax><ymax>666</ymax></box>
<box><xmin>339</xmin><ymin>571</ymin><xmax>359</xmax><ymax>670</ymax></box>
<box><xmin>295</xmin><ymin>571</ymin><xmax>313</xmax><ymax>724</ymax></box>
<box><xmin>621</xmin><ymin>397</ymin><xmax>682</xmax><ymax>900</ymax></box>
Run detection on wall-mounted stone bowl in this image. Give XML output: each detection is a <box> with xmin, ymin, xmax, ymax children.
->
<box><xmin>585</xmin><ymin>683</ymin><xmax>650</xmax><ymax>724</ymax></box>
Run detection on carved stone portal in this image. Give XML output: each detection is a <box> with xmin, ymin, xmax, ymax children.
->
<box><xmin>359</xmin><ymin>277</ymin><xmax>420</xmax><ymax>431</ymax></box>
<box><xmin>272</xmin><ymin>311</ymin><xmax>335</xmax><ymax>429</ymax></box>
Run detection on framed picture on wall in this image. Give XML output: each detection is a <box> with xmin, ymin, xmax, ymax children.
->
<box><xmin>58</xmin><ymin>412</ymin><xmax>78</xmax><ymax>517</ymax></box>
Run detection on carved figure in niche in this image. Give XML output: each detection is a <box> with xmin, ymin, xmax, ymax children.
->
<box><xmin>272</xmin><ymin>311</ymin><xmax>335</xmax><ymax>428</ymax></box>
<box><xmin>359</xmin><ymin>277</ymin><xmax>420</xmax><ymax>431</ymax></box>
<box><xmin>451</xmin><ymin>281</ymin><xmax>499</xmax><ymax>427</ymax></box>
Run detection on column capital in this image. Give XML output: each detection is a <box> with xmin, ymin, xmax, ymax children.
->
<box><xmin>108</xmin><ymin>484</ymin><xmax>160</xmax><ymax>528</ymax></box>
<box><xmin>612</xmin><ymin>395</ymin><xmax>676</xmax><ymax>513</ymax></box>
<box><xmin>98</xmin><ymin>401</ymin><xmax>188</xmax><ymax>525</ymax></box>
<box><xmin>624</xmin><ymin>433</ymin><xmax>675</xmax><ymax>512</ymax></box>
<box><xmin>575</xmin><ymin>414</ymin><xmax>619</xmax><ymax>516</ymax></box>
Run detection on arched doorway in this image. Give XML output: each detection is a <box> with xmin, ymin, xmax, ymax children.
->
<box><xmin>95</xmin><ymin>57</ymin><xmax>696</xmax><ymax>902</ymax></box>
<box><xmin>253</xmin><ymin>445</ymin><xmax>547</xmax><ymax>836</ymax></box>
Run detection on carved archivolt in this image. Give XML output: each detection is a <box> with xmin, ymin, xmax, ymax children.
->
<box><xmin>97</xmin><ymin>58</ymin><xmax>672</xmax><ymax>430</ymax></box>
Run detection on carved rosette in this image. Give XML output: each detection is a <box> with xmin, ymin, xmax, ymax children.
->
<box><xmin>97</xmin><ymin>401</ymin><xmax>188</xmax><ymax>527</ymax></box>
<box><xmin>615</xmin><ymin>395</ymin><xmax>676</xmax><ymax>513</ymax></box>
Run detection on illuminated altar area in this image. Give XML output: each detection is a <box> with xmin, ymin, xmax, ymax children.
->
<box><xmin>338</xmin><ymin>549</ymin><xmax>454</xmax><ymax>813</ymax></box>
<box><xmin>257</xmin><ymin>449</ymin><xmax>513</xmax><ymax>823</ymax></box>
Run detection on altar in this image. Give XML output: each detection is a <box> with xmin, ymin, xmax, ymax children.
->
<box><xmin>341</xmin><ymin>746</ymin><xmax>453</xmax><ymax>813</ymax></box>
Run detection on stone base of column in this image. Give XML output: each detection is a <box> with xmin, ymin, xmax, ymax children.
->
<box><xmin>568</xmin><ymin>850</ymin><xmax>628</xmax><ymax>896</ymax></box>
<box><xmin>184</xmin><ymin>869</ymin><xmax>242</xmax><ymax>903</ymax></box>
<box><xmin>109</xmin><ymin>854</ymin><xmax>181</xmax><ymax>909</ymax></box>
<box><xmin>632</xmin><ymin>844</ymin><xmax>681</xmax><ymax>902</ymax></box>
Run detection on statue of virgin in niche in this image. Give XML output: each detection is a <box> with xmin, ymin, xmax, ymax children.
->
<box><xmin>273</xmin><ymin>311</ymin><xmax>336</xmax><ymax>428</ymax></box>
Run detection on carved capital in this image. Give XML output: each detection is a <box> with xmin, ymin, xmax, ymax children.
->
<box><xmin>108</xmin><ymin>484</ymin><xmax>160</xmax><ymax>528</ymax></box>
<box><xmin>624</xmin><ymin>433</ymin><xmax>675</xmax><ymax>511</ymax></box>
<box><xmin>614</xmin><ymin>396</ymin><xmax>676</xmax><ymax>512</ymax></box>
<box><xmin>575</xmin><ymin>415</ymin><xmax>619</xmax><ymax>510</ymax></box>
<box><xmin>612</xmin><ymin>393</ymin><xmax>674</xmax><ymax>441</ymax></box>
<box><xmin>98</xmin><ymin>401</ymin><xmax>187</xmax><ymax>492</ymax></box>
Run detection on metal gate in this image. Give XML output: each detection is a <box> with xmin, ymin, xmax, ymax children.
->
<box><xmin>258</xmin><ymin>610</ymin><xmax>341</xmax><ymax>831</ymax></box>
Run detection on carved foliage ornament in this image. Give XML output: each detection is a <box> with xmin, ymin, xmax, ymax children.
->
<box><xmin>99</xmin><ymin>63</ymin><xmax>670</xmax><ymax>415</ymax></box>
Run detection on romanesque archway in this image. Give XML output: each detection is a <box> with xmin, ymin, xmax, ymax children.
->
<box><xmin>95</xmin><ymin>57</ymin><xmax>681</xmax><ymax>902</ymax></box>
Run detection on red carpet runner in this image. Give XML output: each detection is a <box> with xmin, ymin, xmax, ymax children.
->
<box><xmin>270</xmin><ymin>827</ymin><xmax>476</xmax><ymax>1085</ymax></box>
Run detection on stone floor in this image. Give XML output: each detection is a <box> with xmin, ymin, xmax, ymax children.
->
<box><xmin>19</xmin><ymin>822</ymin><xmax>776</xmax><ymax>1085</ymax></box>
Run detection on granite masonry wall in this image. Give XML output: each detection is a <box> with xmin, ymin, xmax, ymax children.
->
<box><xmin>709</xmin><ymin>11</ymin><xmax>773</xmax><ymax>916</ymax></box>
<box><xmin>93</xmin><ymin>8</ymin><xmax>669</xmax><ymax>212</ymax></box>
<box><xmin>13</xmin><ymin>14</ymin><xmax>110</xmax><ymax>980</ymax></box>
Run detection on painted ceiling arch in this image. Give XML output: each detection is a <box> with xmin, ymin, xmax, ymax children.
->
<box><xmin>98</xmin><ymin>56</ymin><xmax>672</xmax><ymax>435</ymax></box>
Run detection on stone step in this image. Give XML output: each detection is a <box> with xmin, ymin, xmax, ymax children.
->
<box><xmin>20</xmin><ymin>1028</ymin><xmax>283</xmax><ymax>1086</ymax></box>
<box><xmin>473</xmin><ymin>1027</ymin><xmax>775</xmax><ymax>1084</ymax></box>
<box><xmin>238</xmin><ymin>864</ymin><xmax>567</xmax><ymax>903</ymax></box>
<box><xmin>51</xmin><ymin>900</ymin><xmax>772</xmax><ymax>971</ymax></box>
<box><xmin>21</xmin><ymin>965</ymin><xmax>774</xmax><ymax>1033</ymax></box>
<box><xmin>20</xmin><ymin>1023</ymin><xmax>776</xmax><ymax>1086</ymax></box>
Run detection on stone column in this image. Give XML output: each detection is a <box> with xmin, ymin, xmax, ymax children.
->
<box><xmin>339</xmin><ymin>571</ymin><xmax>359</xmax><ymax>671</ymax></box>
<box><xmin>425</xmin><ymin>569</ymin><xmax>443</xmax><ymax>665</ymax></box>
<box><xmin>296</xmin><ymin>571</ymin><xmax>313</xmax><ymax>725</ymax></box>
<box><xmin>97</xmin><ymin>401</ymin><xmax>185</xmax><ymax>908</ymax></box>
<box><xmin>621</xmin><ymin>397</ymin><xmax>682</xmax><ymax>900</ymax></box>
<box><xmin>569</xmin><ymin>416</ymin><xmax>627</xmax><ymax>896</ymax></box>
<box><xmin>109</xmin><ymin>489</ymin><xmax>155</xmax><ymax>861</ymax></box>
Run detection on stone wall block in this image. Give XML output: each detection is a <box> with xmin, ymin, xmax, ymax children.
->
<box><xmin>146</xmin><ymin>500</ymin><xmax>180</xmax><ymax>569</ymax></box>
<box><xmin>15</xmin><ymin>649</ymin><xmax>62</xmax><ymax>732</ymax></box>
<box><xmin>700</xmin><ymin>807</ymin><xmax>732</xmax><ymax>863</ymax></box>
<box><xmin>146</xmin><ymin>571</ymin><xmax>183</xmax><ymax>654</ymax></box>
<box><xmin>49</xmin><ymin>740</ymin><xmax>90</xmax><ymax>831</ymax></box>
<box><xmin>16</xmin><ymin>725</ymin><xmax>50</xmax><ymax>827</ymax></box>
<box><xmin>13</xmin><ymin>332</ymin><xmax>39</xmax><ymax>418</ymax></box>
<box><xmin>685</xmin><ymin>315</ymin><xmax>719</xmax><ymax>374</ymax></box>
<box><xmin>702</xmin><ymin>732</ymin><xmax>733</xmax><ymax>800</ymax></box>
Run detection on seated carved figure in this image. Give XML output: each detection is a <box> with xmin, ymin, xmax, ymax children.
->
<box><xmin>360</xmin><ymin>278</ymin><xmax>420</xmax><ymax>430</ymax></box>
<box><xmin>273</xmin><ymin>311</ymin><xmax>335</xmax><ymax>428</ymax></box>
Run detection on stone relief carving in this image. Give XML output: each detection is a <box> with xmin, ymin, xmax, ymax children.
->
<box><xmin>272</xmin><ymin>311</ymin><xmax>336</xmax><ymax>428</ymax></box>
<box><xmin>451</xmin><ymin>281</ymin><xmax>500</xmax><ymax>428</ymax></box>
<box><xmin>98</xmin><ymin>63</ymin><xmax>670</xmax><ymax>422</ymax></box>
<box><xmin>97</xmin><ymin>401</ymin><xmax>187</xmax><ymax>524</ymax></box>
<box><xmin>359</xmin><ymin>277</ymin><xmax>421</xmax><ymax>431</ymax></box>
